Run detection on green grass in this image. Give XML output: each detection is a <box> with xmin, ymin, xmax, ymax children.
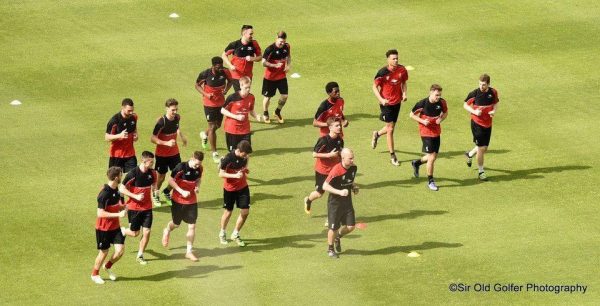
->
<box><xmin>1</xmin><ymin>0</ymin><xmax>599</xmax><ymax>304</ymax></box>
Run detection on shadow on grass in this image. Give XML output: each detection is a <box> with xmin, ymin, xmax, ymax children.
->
<box><xmin>312</xmin><ymin>210</ymin><xmax>448</xmax><ymax>223</ymax></box>
<box><xmin>252</xmin><ymin>113</ymin><xmax>379</xmax><ymax>133</ymax></box>
<box><xmin>384</xmin><ymin>149</ymin><xmax>511</xmax><ymax>162</ymax></box>
<box><xmin>117</xmin><ymin>264</ymin><xmax>242</xmax><ymax>281</ymax></box>
<box><xmin>248</xmin><ymin>175</ymin><xmax>313</xmax><ymax>187</ymax></box>
<box><xmin>252</xmin><ymin>146</ymin><xmax>312</xmax><ymax>157</ymax></box>
<box><xmin>344</xmin><ymin>241</ymin><xmax>463</xmax><ymax>256</ymax></box>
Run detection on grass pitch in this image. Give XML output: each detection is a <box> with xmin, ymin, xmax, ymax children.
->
<box><xmin>1</xmin><ymin>1</ymin><xmax>599</xmax><ymax>305</ymax></box>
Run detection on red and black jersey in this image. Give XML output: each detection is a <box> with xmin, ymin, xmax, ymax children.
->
<box><xmin>106</xmin><ymin>112</ymin><xmax>138</xmax><ymax>158</ymax></box>
<box><xmin>96</xmin><ymin>184</ymin><xmax>124</xmax><ymax>231</ymax></box>
<box><xmin>152</xmin><ymin>114</ymin><xmax>180</xmax><ymax>157</ymax></box>
<box><xmin>263</xmin><ymin>42</ymin><xmax>290</xmax><ymax>81</ymax></box>
<box><xmin>220</xmin><ymin>151</ymin><xmax>248</xmax><ymax>192</ymax></box>
<box><xmin>314</xmin><ymin>135</ymin><xmax>344</xmax><ymax>175</ymax></box>
<box><xmin>325</xmin><ymin>164</ymin><xmax>358</xmax><ymax>204</ymax></box>
<box><xmin>224</xmin><ymin>39</ymin><xmax>262</xmax><ymax>79</ymax></box>
<box><xmin>374</xmin><ymin>65</ymin><xmax>409</xmax><ymax>105</ymax></box>
<box><xmin>197</xmin><ymin>68</ymin><xmax>232</xmax><ymax>107</ymax></box>
<box><xmin>314</xmin><ymin>98</ymin><xmax>345</xmax><ymax>137</ymax></box>
<box><xmin>123</xmin><ymin>167</ymin><xmax>157</xmax><ymax>211</ymax></box>
<box><xmin>223</xmin><ymin>92</ymin><xmax>255</xmax><ymax>135</ymax></box>
<box><xmin>465</xmin><ymin>88</ymin><xmax>499</xmax><ymax>128</ymax></box>
<box><xmin>412</xmin><ymin>98</ymin><xmax>448</xmax><ymax>137</ymax></box>
<box><xmin>170</xmin><ymin>162</ymin><xmax>203</xmax><ymax>205</ymax></box>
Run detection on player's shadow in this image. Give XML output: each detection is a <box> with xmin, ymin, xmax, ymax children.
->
<box><xmin>198</xmin><ymin>192</ymin><xmax>294</xmax><ymax>210</ymax></box>
<box><xmin>117</xmin><ymin>264</ymin><xmax>242</xmax><ymax>282</ymax></box>
<box><xmin>248</xmin><ymin>175</ymin><xmax>313</xmax><ymax>187</ymax></box>
<box><xmin>344</xmin><ymin>241</ymin><xmax>463</xmax><ymax>256</ymax></box>
<box><xmin>252</xmin><ymin>113</ymin><xmax>379</xmax><ymax>133</ymax></box>
<box><xmin>387</xmin><ymin>149</ymin><xmax>511</xmax><ymax>162</ymax></box>
<box><xmin>437</xmin><ymin>165</ymin><xmax>591</xmax><ymax>188</ymax></box>
<box><xmin>359</xmin><ymin>177</ymin><xmax>421</xmax><ymax>189</ymax></box>
<box><xmin>313</xmin><ymin>210</ymin><xmax>448</xmax><ymax>223</ymax></box>
<box><xmin>251</xmin><ymin>146</ymin><xmax>312</xmax><ymax>157</ymax></box>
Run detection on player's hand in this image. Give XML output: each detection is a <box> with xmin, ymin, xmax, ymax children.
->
<box><xmin>236</xmin><ymin>114</ymin><xmax>245</xmax><ymax>121</ymax></box>
<box><xmin>352</xmin><ymin>185</ymin><xmax>360</xmax><ymax>195</ymax></box>
<box><xmin>181</xmin><ymin>190</ymin><xmax>191</xmax><ymax>198</ymax></box>
<box><xmin>205</xmin><ymin>93</ymin><xmax>214</xmax><ymax>100</ymax></box>
<box><xmin>118</xmin><ymin>209</ymin><xmax>127</xmax><ymax>218</ymax></box>
<box><xmin>245</xmin><ymin>55</ymin><xmax>252</xmax><ymax>62</ymax></box>
<box><xmin>134</xmin><ymin>193</ymin><xmax>144</xmax><ymax>201</ymax></box>
<box><xmin>194</xmin><ymin>187</ymin><xmax>199</xmax><ymax>194</ymax></box>
<box><xmin>274</xmin><ymin>62</ymin><xmax>283</xmax><ymax>68</ymax></box>
<box><xmin>422</xmin><ymin>119</ymin><xmax>430</xmax><ymax>126</ymax></box>
<box><xmin>120</xmin><ymin>129</ymin><xmax>128</xmax><ymax>139</ymax></box>
<box><xmin>380</xmin><ymin>98</ymin><xmax>389</xmax><ymax>105</ymax></box>
<box><xmin>339</xmin><ymin>189</ymin><xmax>349</xmax><ymax>197</ymax></box>
<box><xmin>343</xmin><ymin>120</ymin><xmax>349</xmax><ymax>128</ymax></box>
<box><xmin>402</xmin><ymin>94</ymin><xmax>408</xmax><ymax>102</ymax></box>
<box><xmin>488</xmin><ymin>110</ymin><xmax>496</xmax><ymax>117</ymax></box>
<box><xmin>435</xmin><ymin>117</ymin><xmax>442</xmax><ymax>125</ymax></box>
<box><xmin>132</xmin><ymin>132</ymin><xmax>138</xmax><ymax>142</ymax></box>
<box><xmin>474</xmin><ymin>109</ymin><xmax>482</xmax><ymax>116</ymax></box>
<box><xmin>234</xmin><ymin>171</ymin><xmax>244</xmax><ymax>179</ymax></box>
<box><xmin>283</xmin><ymin>65</ymin><xmax>290</xmax><ymax>72</ymax></box>
<box><xmin>229</xmin><ymin>66</ymin><xmax>237</xmax><ymax>72</ymax></box>
<box><xmin>165</xmin><ymin>139</ymin><xmax>176</xmax><ymax>147</ymax></box>
<box><xmin>328</xmin><ymin>148</ymin><xmax>338</xmax><ymax>158</ymax></box>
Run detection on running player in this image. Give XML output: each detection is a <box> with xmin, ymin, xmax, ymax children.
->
<box><xmin>150</xmin><ymin>99</ymin><xmax>188</xmax><ymax>206</ymax></box>
<box><xmin>222</xmin><ymin>25</ymin><xmax>262</xmax><ymax>91</ymax></box>
<box><xmin>218</xmin><ymin>140</ymin><xmax>252</xmax><ymax>247</ymax></box>
<box><xmin>409</xmin><ymin>84</ymin><xmax>448</xmax><ymax>191</ymax></box>
<box><xmin>303</xmin><ymin>117</ymin><xmax>344</xmax><ymax>215</ymax></box>
<box><xmin>121</xmin><ymin>151</ymin><xmax>157</xmax><ymax>264</ymax></box>
<box><xmin>91</xmin><ymin>167</ymin><xmax>129</xmax><ymax>284</ymax></box>
<box><xmin>323</xmin><ymin>148</ymin><xmax>359</xmax><ymax>259</ymax></box>
<box><xmin>463</xmin><ymin>74</ymin><xmax>499</xmax><ymax>181</ymax></box>
<box><xmin>371</xmin><ymin>49</ymin><xmax>409</xmax><ymax>166</ymax></box>
<box><xmin>161</xmin><ymin>151</ymin><xmax>204</xmax><ymax>262</ymax></box>
<box><xmin>261</xmin><ymin>31</ymin><xmax>291</xmax><ymax>124</ymax></box>
<box><xmin>196</xmin><ymin>57</ymin><xmax>233</xmax><ymax>163</ymax></box>
<box><xmin>221</xmin><ymin>76</ymin><xmax>261</xmax><ymax>152</ymax></box>
<box><xmin>105</xmin><ymin>98</ymin><xmax>138</xmax><ymax>173</ymax></box>
<box><xmin>313</xmin><ymin>82</ymin><xmax>348</xmax><ymax>137</ymax></box>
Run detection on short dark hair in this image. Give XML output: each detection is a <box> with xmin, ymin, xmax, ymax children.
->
<box><xmin>386</xmin><ymin>49</ymin><xmax>398</xmax><ymax>58</ymax></box>
<box><xmin>141</xmin><ymin>151</ymin><xmax>154</xmax><ymax>159</ymax></box>
<box><xmin>326</xmin><ymin>117</ymin><xmax>341</xmax><ymax>126</ymax></box>
<box><xmin>277</xmin><ymin>31</ymin><xmax>287</xmax><ymax>39</ymax></box>
<box><xmin>165</xmin><ymin>98</ymin><xmax>178</xmax><ymax>107</ymax></box>
<box><xmin>237</xmin><ymin>140</ymin><xmax>253</xmax><ymax>154</ymax></box>
<box><xmin>193</xmin><ymin>151</ymin><xmax>204</xmax><ymax>161</ymax></box>
<box><xmin>241</xmin><ymin>25</ymin><xmax>253</xmax><ymax>33</ymax></box>
<box><xmin>212</xmin><ymin>56</ymin><xmax>223</xmax><ymax>66</ymax></box>
<box><xmin>122</xmin><ymin>98</ymin><xmax>134</xmax><ymax>107</ymax></box>
<box><xmin>107</xmin><ymin>166</ymin><xmax>122</xmax><ymax>181</ymax></box>
<box><xmin>325</xmin><ymin>82</ymin><xmax>339</xmax><ymax>94</ymax></box>
<box><xmin>479</xmin><ymin>74</ymin><xmax>491</xmax><ymax>84</ymax></box>
<box><xmin>430</xmin><ymin>84</ymin><xmax>443</xmax><ymax>92</ymax></box>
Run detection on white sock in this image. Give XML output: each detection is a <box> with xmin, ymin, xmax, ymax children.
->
<box><xmin>137</xmin><ymin>251</ymin><xmax>143</xmax><ymax>257</ymax></box>
<box><xmin>220</xmin><ymin>229</ymin><xmax>226</xmax><ymax>235</ymax></box>
<box><xmin>186</xmin><ymin>244</ymin><xmax>193</xmax><ymax>253</ymax></box>
<box><xmin>478</xmin><ymin>166</ymin><xmax>484</xmax><ymax>173</ymax></box>
<box><xmin>232</xmin><ymin>230</ymin><xmax>239</xmax><ymax>237</ymax></box>
<box><xmin>213</xmin><ymin>151</ymin><xmax>218</xmax><ymax>156</ymax></box>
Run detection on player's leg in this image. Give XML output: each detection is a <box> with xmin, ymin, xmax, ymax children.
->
<box><xmin>207</xmin><ymin>122</ymin><xmax>218</xmax><ymax>153</ymax></box>
<box><xmin>385</xmin><ymin>122</ymin><xmax>399</xmax><ymax>165</ymax></box>
<box><xmin>262</xmin><ymin>96</ymin><xmax>272</xmax><ymax>123</ymax></box>
<box><xmin>262</xmin><ymin>78</ymin><xmax>275</xmax><ymax>123</ymax></box>
<box><xmin>304</xmin><ymin>172</ymin><xmax>326</xmax><ymax>214</ymax></box>
<box><xmin>185</xmin><ymin>223</ymin><xmax>198</xmax><ymax>261</ymax></box>
<box><xmin>161</xmin><ymin>155</ymin><xmax>180</xmax><ymax>202</ymax></box>
<box><xmin>92</xmin><ymin>248</ymin><xmax>109</xmax><ymax>284</ymax></box>
<box><xmin>136</xmin><ymin>211</ymin><xmax>152</xmax><ymax>264</ymax></box>
<box><xmin>220</xmin><ymin>189</ymin><xmax>235</xmax><ymax>244</ymax></box>
<box><xmin>104</xmin><ymin>240</ymin><xmax>124</xmax><ymax>281</ymax></box>
<box><xmin>231</xmin><ymin>187</ymin><xmax>250</xmax><ymax>246</ymax></box>
<box><xmin>326</xmin><ymin>201</ymin><xmax>340</xmax><ymax>258</ymax></box>
<box><xmin>426</xmin><ymin>151</ymin><xmax>439</xmax><ymax>191</ymax></box>
<box><xmin>274</xmin><ymin>79</ymin><xmax>289</xmax><ymax>123</ymax></box>
<box><xmin>335</xmin><ymin>206</ymin><xmax>356</xmax><ymax>253</ymax></box>
<box><xmin>162</xmin><ymin>202</ymin><xmax>180</xmax><ymax>247</ymax></box>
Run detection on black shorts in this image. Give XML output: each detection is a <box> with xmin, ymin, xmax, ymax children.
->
<box><xmin>171</xmin><ymin>201</ymin><xmax>198</xmax><ymax>225</ymax></box>
<box><xmin>421</xmin><ymin>136</ymin><xmax>441</xmax><ymax>154</ymax></box>
<box><xmin>155</xmin><ymin>154</ymin><xmax>181</xmax><ymax>174</ymax></box>
<box><xmin>315</xmin><ymin>171</ymin><xmax>328</xmax><ymax>194</ymax></box>
<box><xmin>380</xmin><ymin>103</ymin><xmax>401</xmax><ymax>123</ymax></box>
<box><xmin>204</xmin><ymin>106</ymin><xmax>224</xmax><ymax>123</ymax></box>
<box><xmin>225</xmin><ymin>133</ymin><xmax>251</xmax><ymax>152</ymax></box>
<box><xmin>262</xmin><ymin>78</ymin><xmax>288</xmax><ymax>98</ymax></box>
<box><xmin>327</xmin><ymin>199</ymin><xmax>355</xmax><ymax>231</ymax></box>
<box><xmin>471</xmin><ymin>120</ymin><xmax>492</xmax><ymax>147</ymax></box>
<box><xmin>109</xmin><ymin>156</ymin><xmax>138</xmax><ymax>173</ymax></box>
<box><xmin>128</xmin><ymin>209</ymin><xmax>153</xmax><ymax>232</ymax></box>
<box><xmin>223</xmin><ymin>186</ymin><xmax>250</xmax><ymax>211</ymax></box>
<box><xmin>231</xmin><ymin>79</ymin><xmax>241</xmax><ymax>92</ymax></box>
<box><xmin>96</xmin><ymin>228</ymin><xmax>125</xmax><ymax>250</ymax></box>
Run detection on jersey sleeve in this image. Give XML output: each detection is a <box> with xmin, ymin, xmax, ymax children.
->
<box><xmin>171</xmin><ymin>163</ymin><xmax>185</xmax><ymax>178</ymax></box>
<box><xmin>106</xmin><ymin>116</ymin><xmax>117</xmax><ymax>134</ymax></box>
<box><xmin>314</xmin><ymin>102</ymin><xmax>328</xmax><ymax>120</ymax></box>
<box><xmin>224</xmin><ymin>69</ymin><xmax>233</xmax><ymax>80</ymax></box>
<box><xmin>97</xmin><ymin>191</ymin><xmax>108</xmax><ymax>209</ymax></box>
<box><xmin>249</xmin><ymin>95</ymin><xmax>255</xmax><ymax>111</ymax></box>
<box><xmin>492</xmin><ymin>88</ymin><xmax>500</xmax><ymax>103</ymax></box>
<box><xmin>313</xmin><ymin>137</ymin><xmax>328</xmax><ymax>153</ymax></box>
<box><xmin>263</xmin><ymin>45</ymin><xmax>274</xmax><ymax>61</ymax></box>
<box><xmin>325</xmin><ymin>165</ymin><xmax>344</xmax><ymax>183</ymax></box>
<box><xmin>373</xmin><ymin>67</ymin><xmax>387</xmax><ymax>85</ymax></box>
<box><xmin>465</xmin><ymin>89</ymin><xmax>477</xmax><ymax>103</ymax></box>
<box><xmin>223</xmin><ymin>94</ymin><xmax>235</xmax><ymax>110</ymax></box>
<box><xmin>220</xmin><ymin>154</ymin><xmax>233</xmax><ymax>170</ymax></box>
<box><xmin>401</xmin><ymin>67</ymin><xmax>409</xmax><ymax>82</ymax></box>
<box><xmin>411</xmin><ymin>101</ymin><xmax>424</xmax><ymax>114</ymax></box>
<box><xmin>442</xmin><ymin>99</ymin><xmax>448</xmax><ymax>113</ymax></box>
<box><xmin>196</xmin><ymin>70</ymin><xmax>208</xmax><ymax>84</ymax></box>
<box><xmin>152</xmin><ymin>117</ymin><xmax>165</xmax><ymax>136</ymax></box>
<box><xmin>224</xmin><ymin>41</ymin><xmax>236</xmax><ymax>55</ymax></box>
<box><xmin>123</xmin><ymin>170</ymin><xmax>136</xmax><ymax>188</ymax></box>
<box><xmin>253</xmin><ymin>40</ymin><xmax>262</xmax><ymax>56</ymax></box>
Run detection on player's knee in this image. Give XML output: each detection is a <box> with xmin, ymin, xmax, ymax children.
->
<box><xmin>240</xmin><ymin>209</ymin><xmax>250</xmax><ymax>217</ymax></box>
<box><xmin>280</xmin><ymin>95</ymin><xmax>288</xmax><ymax>101</ymax></box>
<box><xmin>131</xmin><ymin>230</ymin><xmax>140</xmax><ymax>237</ymax></box>
<box><xmin>347</xmin><ymin>226</ymin><xmax>355</xmax><ymax>233</ymax></box>
<box><xmin>115</xmin><ymin>248</ymin><xmax>124</xmax><ymax>257</ymax></box>
<box><xmin>143</xmin><ymin>228</ymin><xmax>151</xmax><ymax>235</ymax></box>
<box><xmin>188</xmin><ymin>224</ymin><xmax>196</xmax><ymax>230</ymax></box>
<box><xmin>277</xmin><ymin>99</ymin><xmax>287</xmax><ymax>107</ymax></box>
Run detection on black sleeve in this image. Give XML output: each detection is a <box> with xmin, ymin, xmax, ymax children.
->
<box><xmin>340</xmin><ymin>138</ymin><xmax>345</xmax><ymax>149</ymax></box>
<box><xmin>196</xmin><ymin>70</ymin><xmax>208</xmax><ymax>83</ymax></box>
<box><xmin>106</xmin><ymin>116</ymin><xmax>117</xmax><ymax>134</ymax></box>
<box><xmin>314</xmin><ymin>102</ymin><xmax>328</xmax><ymax>120</ymax></box>
<box><xmin>123</xmin><ymin>170</ymin><xmax>136</xmax><ymax>187</ymax></box>
<box><xmin>464</xmin><ymin>89</ymin><xmax>477</xmax><ymax>102</ymax></box>
<box><xmin>152</xmin><ymin>117</ymin><xmax>165</xmax><ymax>136</ymax></box>
<box><xmin>220</xmin><ymin>154</ymin><xmax>233</xmax><ymax>170</ymax></box>
<box><xmin>171</xmin><ymin>163</ymin><xmax>185</xmax><ymax>178</ymax></box>
<box><xmin>412</xmin><ymin>101</ymin><xmax>423</xmax><ymax>113</ymax></box>
<box><xmin>97</xmin><ymin>191</ymin><xmax>108</xmax><ymax>209</ymax></box>
<box><xmin>263</xmin><ymin>45</ymin><xmax>274</xmax><ymax>61</ymax></box>
<box><xmin>224</xmin><ymin>40</ymin><xmax>237</xmax><ymax>53</ymax></box>
<box><xmin>374</xmin><ymin>67</ymin><xmax>388</xmax><ymax>80</ymax></box>
<box><xmin>313</xmin><ymin>137</ymin><xmax>328</xmax><ymax>153</ymax></box>
<box><xmin>223</xmin><ymin>93</ymin><xmax>239</xmax><ymax>109</ymax></box>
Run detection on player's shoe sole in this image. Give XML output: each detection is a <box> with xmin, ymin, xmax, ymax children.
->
<box><xmin>91</xmin><ymin>275</ymin><xmax>105</xmax><ymax>284</ymax></box>
<box><xmin>411</xmin><ymin>160</ymin><xmax>420</xmax><ymax>178</ymax></box>
<box><xmin>371</xmin><ymin>131</ymin><xmax>379</xmax><ymax>149</ymax></box>
<box><xmin>465</xmin><ymin>152</ymin><xmax>472</xmax><ymax>168</ymax></box>
<box><xmin>304</xmin><ymin>197</ymin><xmax>311</xmax><ymax>215</ymax></box>
<box><xmin>103</xmin><ymin>264</ymin><xmax>117</xmax><ymax>281</ymax></box>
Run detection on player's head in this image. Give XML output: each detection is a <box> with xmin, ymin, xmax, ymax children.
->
<box><xmin>479</xmin><ymin>73</ymin><xmax>491</xmax><ymax>91</ymax></box>
<box><xmin>165</xmin><ymin>98</ymin><xmax>179</xmax><ymax>117</ymax></box>
<box><xmin>121</xmin><ymin>98</ymin><xmax>134</xmax><ymax>118</ymax></box>
<box><xmin>212</xmin><ymin>56</ymin><xmax>224</xmax><ymax>70</ymax></box>
<box><xmin>241</xmin><ymin>25</ymin><xmax>254</xmax><ymax>41</ymax></box>
<box><xmin>141</xmin><ymin>151</ymin><xmax>155</xmax><ymax>169</ymax></box>
<box><xmin>341</xmin><ymin>148</ymin><xmax>355</xmax><ymax>167</ymax></box>
<box><xmin>326</xmin><ymin>82</ymin><xmax>340</xmax><ymax>98</ymax></box>
<box><xmin>386</xmin><ymin>49</ymin><xmax>399</xmax><ymax>67</ymax></box>
<box><xmin>275</xmin><ymin>31</ymin><xmax>287</xmax><ymax>47</ymax></box>
<box><xmin>429</xmin><ymin>84</ymin><xmax>443</xmax><ymax>102</ymax></box>
<box><xmin>239</xmin><ymin>76</ymin><xmax>252</xmax><ymax>96</ymax></box>
<box><xmin>107</xmin><ymin>166</ymin><xmax>123</xmax><ymax>183</ymax></box>
<box><xmin>189</xmin><ymin>151</ymin><xmax>204</xmax><ymax>169</ymax></box>
<box><xmin>327</xmin><ymin>117</ymin><xmax>342</xmax><ymax>135</ymax></box>
<box><xmin>235</xmin><ymin>140</ymin><xmax>253</xmax><ymax>158</ymax></box>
